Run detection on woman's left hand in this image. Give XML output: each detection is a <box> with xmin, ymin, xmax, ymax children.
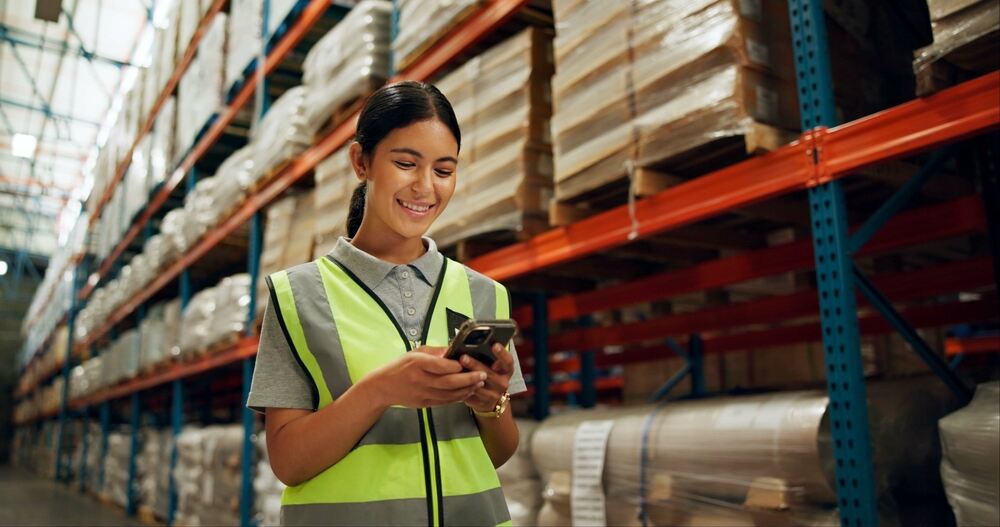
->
<box><xmin>460</xmin><ymin>342</ymin><xmax>514</xmax><ymax>413</ymax></box>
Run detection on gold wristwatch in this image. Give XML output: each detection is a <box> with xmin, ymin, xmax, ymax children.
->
<box><xmin>473</xmin><ymin>391</ymin><xmax>509</xmax><ymax>418</ymax></box>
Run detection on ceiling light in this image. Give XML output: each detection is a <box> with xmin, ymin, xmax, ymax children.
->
<box><xmin>0</xmin><ymin>260</ymin><xmax>8</xmax><ymax>276</ymax></box>
<box><xmin>12</xmin><ymin>134</ymin><xmax>37</xmax><ymax>159</ymax></box>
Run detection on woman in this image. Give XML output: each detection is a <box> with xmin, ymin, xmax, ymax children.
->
<box><xmin>248</xmin><ymin>81</ymin><xmax>527</xmax><ymax>527</ymax></box>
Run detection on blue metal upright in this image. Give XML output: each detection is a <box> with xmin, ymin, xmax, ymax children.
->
<box><xmin>532</xmin><ymin>293</ymin><xmax>550</xmax><ymax>420</ymax></box>
<box><xmin>97</xmin><ymin>400</ymin><xmax>110</xmax><ymax>492</ymax></box>
<box><xmin>54</xmin><ymin>263</ymin><xmax>82</xmax><ymax>481</ymax></box>
<box><xmin>788</xmin><ymin>2</ymin><xmax>878</xmax><ymax>525</ymax></box>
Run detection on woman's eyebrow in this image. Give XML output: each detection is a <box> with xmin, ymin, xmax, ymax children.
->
<box><xmin>390</xmin><ymin>148</ymin><xmax>457</xmax><ymax>164</ymax></box>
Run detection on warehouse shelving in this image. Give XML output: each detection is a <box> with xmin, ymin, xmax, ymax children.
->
<box><xmin>14</xmin><ymin>1</ymin><xmax>999</xmax><ymax>526</ymax></box>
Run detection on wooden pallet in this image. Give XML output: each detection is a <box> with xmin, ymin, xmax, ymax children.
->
<box><xmin>138</xmin><ymin>505</ymin><xmax>162</xmax><ymax>524</ymax></box>
<box><xmin>550</xmin><ymin>122</ymin><xmax>798</xmax><ymax>227</ymax></box>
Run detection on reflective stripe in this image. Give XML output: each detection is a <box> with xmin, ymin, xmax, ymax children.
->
<box><xmin>270</xmin><ymin>271</ymin><xmax>333</xmax><ymax>408</ymax></box>
<box><xmin>430</xmin><ymin>404</ymin><xmax>481</xmax><ymax>442</ymax></box>
<box><xmin>464</xmin><ymin>267</ymin><xmax>497</xmax><ymax>321</ymax></box>
<box><xmin>282</xmin><ymin>497</ymin><xmax>429</xmax><ymax>526</ymax></box>
<box><xmin>287</xmin><ymin>263</ymin><xmax>354</xmax><ymax>402</ymax></box>
<box><xmin>356</xmin><ymin>407</ymin><xmax>422</xmax><ymax>447</ymax></box>
<box><xmin>442</xmin><ymin>487</ymin><xmax>512</xmax><ymax>526</ymax></box>
<box><xmin>317</xmin><ymin>257</ymin><xmax>409</xmax><ymax>383</ymax></box>
<box><xmin>282</xmin><ymin>443</ymin><xmax>426</xmax><ymax>505</ymax></box>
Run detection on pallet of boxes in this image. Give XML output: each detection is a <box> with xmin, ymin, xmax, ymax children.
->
<box><xmin>257</xmin><ymin>192</ymin><xmax>316</xmax><ymax>320</ymax></box>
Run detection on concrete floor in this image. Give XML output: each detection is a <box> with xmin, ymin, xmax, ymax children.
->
<box><xmin>0</xmin><ymin>465</ymin><xmax>147</xmax><ymax>526</ymax></box>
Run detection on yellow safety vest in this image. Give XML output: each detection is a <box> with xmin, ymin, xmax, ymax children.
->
<box><xmin>266</xmin><ymin>255</ymin><xmax>513</xmax><ymax>526</ymax></box>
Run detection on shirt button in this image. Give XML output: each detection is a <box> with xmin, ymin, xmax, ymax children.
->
<box><xmin>407</xmin><ymin>308</ymin><xmax>416</xmax><ymax>316</ymax></box>
<box><xmin>404</xmin><ymin>291</ymin><xmax>412</xmax><ymax>298</ymax></box>
<box><xmin>408</xmin><ymin>328</ymin><xmax>418</xmax><ymax>336</ymax></box>
<box><xmin>402</xmin><ymin>271</ymin><xmax>409</xmax><ymax>279</ymax></box>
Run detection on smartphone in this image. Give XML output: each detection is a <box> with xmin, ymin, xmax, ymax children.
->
<box><xmin>444</xmin><ymin>319</ymin><xmax>518</xmax><ymax>367</ymax></box>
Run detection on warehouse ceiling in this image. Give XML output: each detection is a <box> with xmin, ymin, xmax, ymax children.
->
<box><xmin>0</xmin><ymin>0</ymin><xmax>150</xmax><ymax>259</ymax></box>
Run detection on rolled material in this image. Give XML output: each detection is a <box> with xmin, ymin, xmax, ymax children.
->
<box><xmin>532</xmin><ymin>379</ymin><xmax>956</xmax><ymax>525</ymax></box>
<box><xmin>939</xmin><ymin>382</ymin><xmax>1000</xmax><ymax>526</ymax></box>
<box><xmin>498</xmin><ymin>419</ymin><xmax>544</xmax><ymax>526</ymax></box>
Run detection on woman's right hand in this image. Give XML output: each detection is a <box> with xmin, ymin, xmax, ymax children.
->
<box><xmin>365</xmin><ymin>347</ymin><xmax>487</xmax><ymax>409</ymax></box>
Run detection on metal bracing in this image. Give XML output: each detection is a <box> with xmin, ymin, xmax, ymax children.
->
<box><xmin>0</xmin><ymin>24</ymin><xmax>131</xmax><ymax>69</ymax></box>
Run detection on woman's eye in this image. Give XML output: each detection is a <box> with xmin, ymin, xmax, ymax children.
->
<box><xmin>394</xmin><ymin>161</ymin><xmax>415</xmax><ymax>169</ymax></box>
<box><xmin>435</xmin><ymin>169</ymin><xmax>454</xmax><ymax>177</ymax></box>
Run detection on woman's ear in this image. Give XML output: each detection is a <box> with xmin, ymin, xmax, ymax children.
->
<box><xmin>348</xmin><ymin>142</ymin><xmax>368</xmax><ymax>181</ymax></box>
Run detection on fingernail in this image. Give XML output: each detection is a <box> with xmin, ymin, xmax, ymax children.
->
<box><xmin>479</xmin><ymin>372</ymin><xmax>487</xmax><ymax>380</ymax></box>
<box><xmin>461</xmin><ymin>356</ymin><xmax>470</xmax><ymax>364</ymax></box>
<box><xmin>478</xmin><ymin>381</ymin><xmax>485</xmax><ymax>387</ymax></box>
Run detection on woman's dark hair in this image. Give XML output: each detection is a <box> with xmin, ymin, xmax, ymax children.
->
<box><xmin>346</xmin><ymin>81</ymin><xmax>461</xmax><ymax>238</ymax></box>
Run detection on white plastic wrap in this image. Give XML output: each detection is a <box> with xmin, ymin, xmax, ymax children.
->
<box><xmin>103</xmin><ymin>431</ymin><xmax>132</xmax><ymax>507</ymax></box>
<box><xmin>250</xmin><ymin>86</ymin><xmax>312</xmax><ymax>184</ymax></box>
<box><xmin>531</xmin><ymin>380</ymin><xmax>955</xmax><ymax>526</ymax></box>
<box><xmin>140</xmin><ymin>302</ymin><xmax>167</xmax><ymax>373</ymax></box>
<box><xmin>254</xmin><ymin>432</ymin><xmax>285</xmax><ymax>527</ymax></box>
<box><xmin>912</xmin><ymin>0</ymin><xmax>999</xmax><ymax>79</ymax></box>
<box><xmin>430</xmin><ymin>27</ymin><xmax>554</xmax><ymax>247</ymax></box>
<box><xmin>207</xmin><ymin>273</ymin><xmax>252</xmax><ymax>346</ymax></box>
<box><xmin>393</xmin><ymin>0</ymin><xmax>479</xmax><ymax>70</ymax></box>
<box><xmin>138</xmin><ymin>427</ymin><xmax>173</xmax><ymax>520</ymax></box>
<box><xmin>176</xmin><ymin>12</ymin><xmax>227</xmax><ymax>159</ymax></box>
<box><xmin>226</xmin><ymin>0</ymin><xmax>264</xmax><ymax>94</ymax></box>
<box><xmin>939</xmin><ymin>381</ymin><xmax>1000</xmax><ymax>526</ymax></box>
<box><xmin>149</xmin><ymin>96</ymin><xmax>176</xmax><ymax>189</ymax></box>
<box><xmin>498</xmin><ymin>419</ymin><xmax>543</xmax><ymax>527</ymax></box>
<box><xmin>302</xmin><ymin>0</ymin><xmax>391</xmax><ymax>131</ymax></box>
<box><xmin>175</xmin><ymin>425</ymin><xmax>243</xmax><ymax>526</ymax></box>
<box><xmin>161</xmin><ymin>208</ymin><xmax>192</xmax><ymax>253</ymax></box>
<box><xmin>180</xmin><ymin>286</ymin><xmax>217</xmax><ymax>357</ymax></box>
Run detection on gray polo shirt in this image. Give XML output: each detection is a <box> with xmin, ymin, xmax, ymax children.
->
<box><xmin>248</xmin><ymin>236</ymin><xmax>526</xmax><ymax>412</ymax></box>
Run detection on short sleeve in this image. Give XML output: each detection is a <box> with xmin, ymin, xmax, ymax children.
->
<box><xmin>507</xmin><ymin>340</ymin><xmax>528</xmax><ymax>395</ymax></box>
<box><xmin>247</xmin><ymin>299</ymin><xmax>316</xmax><ymax>413</ymax></box>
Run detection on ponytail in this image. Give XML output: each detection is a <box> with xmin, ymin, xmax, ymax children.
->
<box><xmin>346</xmin><ymin>181</ymin><xmax>367</xmax><ymax>238</ymax></box>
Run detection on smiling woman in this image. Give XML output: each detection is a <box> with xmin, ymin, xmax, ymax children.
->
<box><xmin>249</xmin><ymin>81</ymin><xmax>527</xmax><ymax>526</ymax></box>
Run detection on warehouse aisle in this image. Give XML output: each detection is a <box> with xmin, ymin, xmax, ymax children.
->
<box><xmin>0</xmin><ymin>465</ymin><xmax>146</xmax><ymax>526</ymax></box>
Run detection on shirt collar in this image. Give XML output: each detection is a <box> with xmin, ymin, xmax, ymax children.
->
<box><xmin>329</xmin><ymin>236</ymin><xmax>443</xmax><ymax>290</ymax></box>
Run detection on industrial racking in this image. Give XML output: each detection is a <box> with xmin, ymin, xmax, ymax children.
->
<box><xmin>13</xmin><ymin>0</ymin><xmax>999</xmax><ymax>525</ymax></box>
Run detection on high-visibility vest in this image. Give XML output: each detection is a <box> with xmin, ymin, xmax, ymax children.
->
<box><xmin>266</xmin><ymin>254</ymin><xmax>513</xmax><ymax>526</ymax></box>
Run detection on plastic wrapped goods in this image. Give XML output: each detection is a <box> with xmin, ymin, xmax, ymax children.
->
<box><xmin>250</xmin><ymin>86</ymin><xmax>312</xmax><ymax>185</ymax></box>
<box><xmin>551</xmin><ymin>0</ymin><xmax>799</xmax><ymax>202</ymax></box>
<box><xmin>498</xmin><ymin>419</ymin><xmax>543</xmax><ymax>527</ymax></box>
<box><xmin>257</xmin><ymin>195</ymin><xmax>300</xmax><ymax>317</ymax></box>
<box><xmin>161</xmin><ymin>208</ymin><xmax>192</xmax><ymax>253</ymax></box>
<box><xmin>939</xmin><ymin>382</ymin><xmax>1000</xmax><ymax>526</ymax></box>
<box><xmin>254</xmin><ymin>432</ymin><xmax>284</xmax><ymax>527</ymax></box>
<box><xmin>302</xmin><ymin>0</ymin><xmax>391</xmax><ymax>131</ymax></box>
<box><xmin>140</xmin><ymin>302</ymin><xmax>168</xmax><ymax>373</ymax></box>
<box><xmin>393</xmin><ymin>0</ymin><xmax>479</xmax><ymax>71</ymax></box>
<box><xmin>313</xmin><ymin>146</ymin><xmax>353</xmax><ymax>258</ymax></box>
<box><xmin>175</xmin><ymin>425</ymin><xmax>243</xmax><ymax>526</ymax></box>
<box><xmin>149</xmin><ymin>96</ymin><xmax>176</xmax><ymax>190</ymax></box>
<box><xmin>137</xmin><ymin>427</ymin><xmax>173</xmax><ymax>520</ymax></box>
<box><xmin>102</xmin><ymin>431</ymin><xmax>132</xmax><ymax>507</ymax></box>
<box><xmin>912</xmin><ymin>0</ymin><xmax>998</xmax><ymax>94</ymax></box>
<box><xmin>430</xmin><ymin>27</ymin><xmax>554</xmax><ymax>247</ymax></box>
<box><xmin>225</xmin><ymin>0</ymin><xmax>264</xmax><ymax>94</ymax></box>
<box><xmin>531</xmin><ymin>380</ymin><xmax>955</xmax><ymax>526</ymax></box>
<box><xmin>176</xmin><ymin>13</ymin><xmax>227</xmax><ymax>159</ymax></box>
<box><xmin>182</xmin><ymin>176</ymin><xmax>220</xmax><ymax>246</ymax></box>
<box><xmin>206</xmin><ymin>273</ymin><xmax>252</xmax><ymax>346</ymax></box>
<box><xmin>180</xmin><ymin>285</ymin><xmax>217</xmax><ymax>357</ymax></box>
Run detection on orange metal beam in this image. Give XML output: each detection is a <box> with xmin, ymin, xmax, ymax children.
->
<box><xmin>467</xmin><ymin>73</ymin><xmax>1000</xmax><ymax>281</ymax></box>
<box><xmin>88</xmin><ymin>0</ymin><xmax>229</xmax><ymax>229</ymax></box>
<box><xmin>945</xmin><ymin>335</ymin><xmax>1000</xmax><ymax>357</ymax></box>
<box><xmin>69</xmin><ymin>335</ymin><xmax>258</xmax><ymax>409</ymax></box>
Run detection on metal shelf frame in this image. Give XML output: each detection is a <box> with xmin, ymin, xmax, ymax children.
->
<box><xmin>13</xmin><ymin>1</ymin><xmax>999</xmax><ymax>526</ymax></box>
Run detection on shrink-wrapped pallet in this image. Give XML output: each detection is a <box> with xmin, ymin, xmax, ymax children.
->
<box><xmin>254</xmin><ymin>432</ymin><xmax>284</xmax><ymax>527</ymax></box>
<box><xmin>256</xmin><ymin>194</ymin><xmax>300</xmax><ymax>317</ymax></box>
<box><xmin>312</xmin><ymin>146</ymin><xmax>353</xmax><ymax>258</ymax></box>
<box><xmin>939</xmin><ymin>381</ymin><xmax>1000</xmax><ymax>526</ymax></box>
<box><xmin>161</xmin><ymin>208</ymin><xmax>192</xmax><ymax>253</ymax></box>
<box><xmin>149</xmin><ymin>96</ymin><xmax>176</xmax><ymax>190</ymax></box>
<box><xmin>302</xmin><ymin>0</ymin><xmax>391</xmax><ymax>132</ymax></box>
<box><xmin>175</xmin><ymin>425</ymin><xmax>243</xmax><ymax>526</ymax></box>
<box><xmin>180</xmin><ymin>286</ymin><xmax>217</xmax><ymax>357</ymax></box>
<box><xmin>551</xmin><ymin>0</ymin><xmax>799</xmax><ymax>202</ymax></box>
<box><xmin>393</xmin><ymin>0</ymin><xmax>479</xmax><ymax>72</ymax></box>
<box><xmin>140</xmin><ymin>302</ymin><xmax>168</xmax><ymax>373</ymax></box>
<box><xmin>138</xmin><ymin>427</ymin><xmax>172</xmax><ymax>520</ymax></box>
<box><xmin>431</xmin><ymin>27</ymin><xmax>554</xmax><ymax>247</ymax></box>
<box><xmin>225</xmin><ymin>0</ymin><xmax>264</xmax><ymax>94</ymax></box>
<box><xmin>912</xmin><ymin>0</ymin><xmax>998</xmax><ymax>95</ymax></box>
<box><xmin>102</xmin><ymin>431</ymin><xmax>132</xmax><ymax>507</ymax></box>
<box><xmin>176</xmin><ymin>13</ymin><xmax>227</xmax><ymax>160</ymax></box>
<box><xmin>176</xmin><ymin>0</ymin><xmax>202</xmax><ymax>62</ymax></box>
<box><xmin>154</xmin><ymin>4</ymin><xmax>181</xmax><ymax>95</ymax></box>
<box><xmin>206</xmin><ymin>273</ymin><xmax>252</xmax><ymax>346</ymax></box>
<box><xmin>163</xmin><ymin>298</ymin><xmax>183</xmax><ymax>361</ymax></box>
<box><xmin>182</xmin><ymin>176</ymin><xmax>219</xmax><ymax>246</ymax></box>
<box><xmin>497</xmin><ymin>419</ymin><xmax>543</xmax><ymax>527</ymax></box>
<box><xmin>531</xmin><ymin>380</ymin><xmax>954</xmax><ymax>526</ymax></box>
<box><xmin>250</xmin><ymin>86</ymin><xmax>312</xmax><ymax>185</ymax></box>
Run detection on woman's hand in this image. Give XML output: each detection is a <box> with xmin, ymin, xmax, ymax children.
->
<box><xmin>367</xmin><ymin>347</ymin><xmax>487</xmax><ymax>409</ymax></box>
<box><xmin>459</xmin><ymin>343</ymin><xmax>514</xmax><ymax>413</ymax></box>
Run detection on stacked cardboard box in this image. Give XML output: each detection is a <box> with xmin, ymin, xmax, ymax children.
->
<box><xmin>312</xmin><ymin>147</ymin><xmax>353</xmax><ymax>258</ymax></box>
<box><xmin>550</xmin><ymin>0</ymin><xmax>800</xmax><ymax>203</ymax></box>
<box><xmin>257</xmin><ymin>192</ymin><xmax>315</xmax><ymax>318</ymax></box>
<box><xmin>430</xmin><ymin>27</ymin><xmax>555</xmax><ymax>248</ymax></box>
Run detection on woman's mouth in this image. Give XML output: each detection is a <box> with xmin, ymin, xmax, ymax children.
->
<box><xmin>397</xmin><ymin>198</ymin><xmax>434</xmax><ymax>217</ymax></box>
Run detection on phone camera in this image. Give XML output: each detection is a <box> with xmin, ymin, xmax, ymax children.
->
<box><xmin>465</xmin><ymin>328</ymin><xmax>492</xmax><ymax>346</ymax></box>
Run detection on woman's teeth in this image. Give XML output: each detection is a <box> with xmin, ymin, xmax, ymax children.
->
<box><xmin>398</xmin><ymin>199</ymin><xmax>431</xmax><ymax>213</ymax></box>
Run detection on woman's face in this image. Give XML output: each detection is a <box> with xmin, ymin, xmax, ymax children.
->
<box><xmin>352</xmin><ymin>119</ymin><xmax>459</xmax><ymax>240</ymax></box>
